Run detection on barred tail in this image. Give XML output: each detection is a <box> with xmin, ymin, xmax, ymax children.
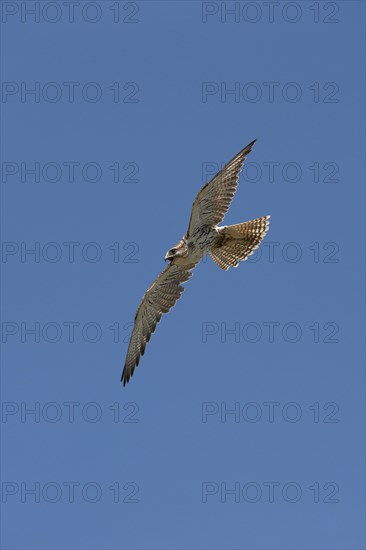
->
<box><xmin>209</xmin><ymin>216</ymin><xmax>270</xmax><ymax>270</ymax></box>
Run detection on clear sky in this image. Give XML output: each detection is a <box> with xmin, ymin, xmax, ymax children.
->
<box><xmin>1</xmin><ymin>1</ymin><xmax>365</xmax><ymax>549</ymax></box>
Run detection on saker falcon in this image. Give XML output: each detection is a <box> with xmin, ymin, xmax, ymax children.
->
<box><xmin>122</xmin><ymin>139</ymin><xmax>270</xmax><ymax>385</ymax></box>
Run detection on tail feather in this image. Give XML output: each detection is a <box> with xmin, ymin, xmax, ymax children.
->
<box><xmin>210</xmin><ymin>216</ymin><xmax>270</xmax><ymax>270</ymax></box>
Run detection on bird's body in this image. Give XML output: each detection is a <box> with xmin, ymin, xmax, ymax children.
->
<box><xmin>122</xmin><ymin>139</ymin><xmax>270</xmax><ymax>385</ymax></box>
<box><xmin>189</xmin><ymin>225</ymin><xmax>219</xmax><ymax>253</ymax></box>
<box><xmin>172</xmin><ymin>226</ymin><xmax>218</xmax><ymax>266</ymax></box>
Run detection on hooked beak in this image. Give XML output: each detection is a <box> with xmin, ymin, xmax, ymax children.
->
<box><xmin>164</xmin><ymin>254</ymin><xmax>173</xmax><ymax>262</ymax></box>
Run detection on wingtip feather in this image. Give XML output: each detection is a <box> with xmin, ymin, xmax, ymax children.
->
<box><xmin>246</xmin><ymin>138</ymin><xmax>257</xmax><ymax>150</ymax></box>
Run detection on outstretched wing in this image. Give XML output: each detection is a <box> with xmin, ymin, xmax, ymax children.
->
<box><xmin>122</xmin><ymin>262</ymin><xmax>197</xmax><ymax>385</ymax></box>
<box><xmin>187</xmin><ymin>139</ymin><xmax>257</xmax><ymax>236</ymax></box>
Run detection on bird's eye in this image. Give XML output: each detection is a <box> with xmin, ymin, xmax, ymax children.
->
<box><xmin>170</xmin><ymin>248</ymin><xmax>176</xmax><ymax>255</ymax></box>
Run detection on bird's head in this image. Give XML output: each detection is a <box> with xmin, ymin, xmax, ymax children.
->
<box><xmin>164</xmin><ymin>239</ymin><xmax>187</xmax><ymax>262</ymax></box>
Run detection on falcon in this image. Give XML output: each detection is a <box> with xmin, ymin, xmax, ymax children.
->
<box><xmin>122</xmin><ymin>139</ymin><xmax>270</xmax><ymax>385</ymax></box>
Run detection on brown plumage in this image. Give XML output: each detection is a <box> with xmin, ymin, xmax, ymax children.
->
<box><xmin>121</xmin><ymin>139</ymin><xmax>270</xmax><ymax>385</ymax></box>
<box><xmin>209</xmin><ymin>217</ymin><xmax>270</xmax><ymax>270</ymax></box>
<box><xmin>122</xmin><ymin>262</ymin><xmax>197</xmax><ymax>385</ymax></box>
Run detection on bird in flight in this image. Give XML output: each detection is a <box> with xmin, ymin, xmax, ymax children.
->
<box><xmin>122</xmin><ymin>139</ymin><xmax>270</xmax><ymax>385</ymax></box>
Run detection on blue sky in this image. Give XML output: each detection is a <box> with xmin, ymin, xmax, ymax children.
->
<box><xmin>1</xmin><ymin>1</ymin><xmax>365</xmax><ymax>549</ymax></box>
